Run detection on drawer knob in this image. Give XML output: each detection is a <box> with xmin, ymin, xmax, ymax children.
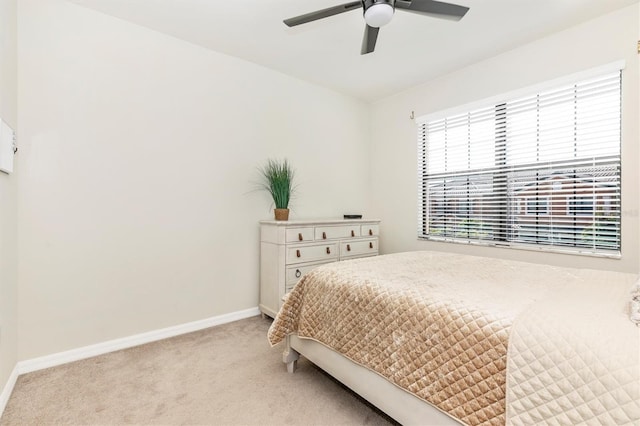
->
<box><xmin>351</xmin><ymin>230</ymin><xmax>355</xmax><ymax>237</ymax></box>
<box><xmin>322</xmin><ymin>232</ymin><xmax>326</xmax><ymax>240</ymax></box>
<box><xmin>295</xmin><ymin>269</ymin><xmax>301</xmax><ymax>278</ymax></box>
<box><xmin>369</xmin><ymin>242</ymin><xmax>373</xmax><ymax>249</ymax></box>
<box><xmin>298</xmin><ymin>233</ymin><xmax>303</xmax><ymax>241</ymax></box>
<box><xmin>347</xmin><ymin>244</ymin><xmax>351</xmax><ymax>251</ymax></box>
<box><xmin>326</xmin><ymin>247</ymin><xmax>331</xmax><ymax>255</ymax></box>
<box><xmin>296</xmin><ymin>249</ymin><xmax>301</xmax><ymax>258</ymax></box>
<box><xmin>369</xmin><ymin>229</ymin><xmax>373</xmax><ymax>236</ymax></box>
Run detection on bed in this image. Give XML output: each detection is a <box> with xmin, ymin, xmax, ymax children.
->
<box><xmin>268</xmin><ymin>251</ymin><xmax>640</xmax><ymax>425</ymax></box>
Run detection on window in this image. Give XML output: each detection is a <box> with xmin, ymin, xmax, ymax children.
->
<box><xmin>525</xmin><ymin>197</ymin><xmax>549</xmax><ymax>216</ymax></box>
<box><xmin>569</xmin><ymin>196</ymin><xmax>594</xmax><ymax>216</ymax></box>
<box><xmin>418</xmin><ymin>70</ymin><xmax>621</xmax><ymax>256</ymax></box>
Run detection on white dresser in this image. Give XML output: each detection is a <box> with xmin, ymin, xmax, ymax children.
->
<box><xmin>259</xmin><ymin>218</ymin><xmax>381</xmax><ymax>318</ymax></box>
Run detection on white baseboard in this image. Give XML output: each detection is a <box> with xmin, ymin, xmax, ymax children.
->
<box><xmin>0</xmin><ymin>364</ymin><xmax>19</xmax><ymax>417</ymax></box>
<box><xmin>17</xmin><ymin>307</ymin><xmax>261</xmax><ymax>375</ymax></box>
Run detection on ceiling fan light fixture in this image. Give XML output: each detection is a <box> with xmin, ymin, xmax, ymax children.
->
<box><xmin>364</xmin><ymin>3</ymin><xmax>394</xmax><ymax>28</ymax></box>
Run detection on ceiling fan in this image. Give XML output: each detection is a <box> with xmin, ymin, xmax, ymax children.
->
<box><xmin>284</xmin><ymin>0</ymin><xmax>469</xmax><ymax>55</ymax></box>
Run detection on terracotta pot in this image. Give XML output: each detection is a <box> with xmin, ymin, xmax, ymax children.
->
<box><xmin>274</xmin><ymin>208</ymin><xmax>290</xmax><ymax>221</ymax></box>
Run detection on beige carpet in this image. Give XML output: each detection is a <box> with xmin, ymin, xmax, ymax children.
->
<box><xmin>1</xmin><ymin>316</ymin><xmax>396</xmax><ymax>425</ymax></box>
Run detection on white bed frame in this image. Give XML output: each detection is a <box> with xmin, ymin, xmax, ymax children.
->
<box><xmin>283</xmin><ymin>334</ymin><xmax>462</xmax><ymax>426</ymax></box>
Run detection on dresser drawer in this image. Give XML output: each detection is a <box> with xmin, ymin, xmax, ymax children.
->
<box><xmin>361</xmin><ymin>224</ymin><xmax>379</xmax><ymax>237</ymax></box>
<box><xmin>285</xmin><ymin>227</ymin><xmax>314</xmax><ymax>243</ymax></box>
<box><xmin>315</xmin><ymin>225</ymin><xmax>361</xmax><ymax>241</ymax></box>
<box><xmin>286</xmin><ymin>243</ymin><xmax>339</xmax><ymax>265</ymax></box>
<box><xmin>285</xmin><ymin>262</ymin><xmax>329</xmax><ymax>291</ymax></box>
<box><xmin>340</xmin><ymin>239</ymin><xmax>378</xmax><ymax>258</ymax></box>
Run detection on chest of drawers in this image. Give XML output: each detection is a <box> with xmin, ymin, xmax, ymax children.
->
<box><xmin>259</xmin><ymin>219</ymin><xmax>381</xmax><ymax>318</ymax></box>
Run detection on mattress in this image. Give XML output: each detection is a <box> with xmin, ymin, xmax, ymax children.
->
<box><xmin>268</xmin><ymin>251</ymin><xmax>639</xmax><ymax>425</ymax></box>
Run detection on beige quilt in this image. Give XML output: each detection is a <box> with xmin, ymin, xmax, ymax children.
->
<box><xmin>506</xmin><ymin>269</ymin><xmax>640</xmax><ymax>425</ymax></box>
<box><xmin>268</xmin><ymin>251</ymin><xmax>639</xmax><ymax>426</ymax></box>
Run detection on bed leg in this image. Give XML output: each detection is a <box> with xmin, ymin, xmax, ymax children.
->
<box><xmin>283</xmin><ymin>336</ymin><xmax>299</xmax><ymax>373</ymax></box>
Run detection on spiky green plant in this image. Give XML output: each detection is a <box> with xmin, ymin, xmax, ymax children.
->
<box><xmin>258</xmin><ymin>159</ymin><xmax>295</xmax><ymax>209</ymax></box>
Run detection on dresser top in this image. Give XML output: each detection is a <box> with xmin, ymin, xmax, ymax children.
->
<box><xmin>260</xmin><ymin>218</ymin><xmax>380</xmax><ymax>226</ymax></box>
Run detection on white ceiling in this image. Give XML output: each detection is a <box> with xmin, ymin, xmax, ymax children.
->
<box><xmin>69</xmin><ymin>0</ymin><xmax>639</xmax><ymax>101</ymax></box>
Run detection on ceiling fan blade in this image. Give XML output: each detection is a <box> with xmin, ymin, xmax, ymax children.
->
<box><xmin>284</xmin><ymin>1</ymin><xmax>362</xmax><ymax>27</ymax></box>
<box><xmin>361</xmin><ymin>24</ymin><xmax>380</xmax><ymax>55</ymax></box>
<box><xmin>395</xmin><ymin>0</ymin><xmax>469</xmax><ymax>21</ymax></box>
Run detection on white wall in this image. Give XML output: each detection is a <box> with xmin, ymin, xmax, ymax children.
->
<box><xmin>371</xmin><ymin>4</ymin><xmax>640</xmax><ymax>273</ymax></box>
<box><xmin>0</xmin><ymin>0</ymin><xmax>18</xmax><ymax>394</ymax></box>
<box><xmin>17</xmin><ymin>0</ymin><xmax>371</xmax><ymax>360</ymax></box>
<box><xmin>13</xmin><ymin>0</ymin><xmax>639</xmax><ymax>364</ymax></box>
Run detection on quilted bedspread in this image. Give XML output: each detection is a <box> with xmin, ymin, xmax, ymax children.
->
<box><xmin>267</xmin><ymin>251</ymin><xmax>640</xmax><ymax>426</ymax></box>
<box><xmin>506</xmin><ymin>269</ymin><xmax>640</xmax><ymax>425</ymax></box>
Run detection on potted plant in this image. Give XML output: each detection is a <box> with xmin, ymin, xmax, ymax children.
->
<box><xmin>258</xmin><ymin>158</ymin><xmax>295</xmax><ymax>220</ymax></box>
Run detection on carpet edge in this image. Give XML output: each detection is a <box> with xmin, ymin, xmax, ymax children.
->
<box><xmin>0</xmin><ymin>364</ymin><xmax>18</xmax><ymax>418</ymax></box>
<box><xmin>16</xmin><ymin>307</ymin><xmax>260</xmax><ymax>376</ymax></box>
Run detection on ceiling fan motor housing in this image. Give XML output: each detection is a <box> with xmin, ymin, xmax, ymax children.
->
<box><xmin>362</xmin><ymin>0</ymin><xmax>394</xmax><ymax>27</ymax></box>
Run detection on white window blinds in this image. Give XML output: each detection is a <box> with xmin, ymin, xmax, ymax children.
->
<box><xmin>418</xmin><ymin>71</ymin><xmax>621</xmax><ymax>256</ymax></box>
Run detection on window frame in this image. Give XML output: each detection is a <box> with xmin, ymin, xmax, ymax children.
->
<box><xmin>416</xmin><ymin>62</ymin><xmax>624</xmax><ymax>259</ymax></box>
